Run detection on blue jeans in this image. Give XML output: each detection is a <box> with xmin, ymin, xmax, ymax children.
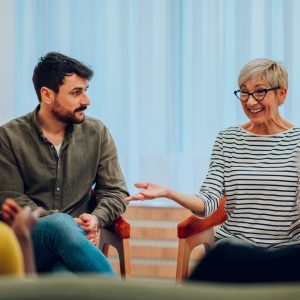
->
<box><xmin>31</xmin><ymin>213</ymin><xmax>115</xmax><ymax>276</ymax></box>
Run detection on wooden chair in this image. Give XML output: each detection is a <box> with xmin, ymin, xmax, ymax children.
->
<box><xmin>90</xmin><ymin>190</ymin><xmax>131</xmax><ymax>278</ymax></box>
<box><xmin>176</xmin><ymin>195</ymin><xmax>227</xmax><ymax>282</ymax></box>
<box><xmin>99</xmin><ymin>216</ymin><xmax>131</xmax><ymax>277</ymax></box>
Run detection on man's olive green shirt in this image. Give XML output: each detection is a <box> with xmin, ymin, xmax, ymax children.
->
<box><xmin>0</xmin><ymin>107</ymin><xmax>128</xmax><ymax>227</ymax></box>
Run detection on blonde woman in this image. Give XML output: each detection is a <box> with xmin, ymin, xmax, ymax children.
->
<box><xmin>126</xmin><ymin>59</ymin><xmax>300</xmax><ymax>282</ymax></box>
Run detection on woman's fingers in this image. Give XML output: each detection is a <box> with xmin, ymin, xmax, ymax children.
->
<box><xmin>134</xmin><ymin>182</ymin><xmax>148</xmax><ymax>189</ymax></box>
<box><xmin>124</xmin><ymin>193</ymin><xmax>147</xmax><ymax>203</ymax></box>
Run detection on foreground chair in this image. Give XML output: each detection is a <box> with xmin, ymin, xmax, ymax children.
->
<box><xmin>176</xmin><ymin>195</ymin><xmax>226</xmax><ymax>281</ymax></box>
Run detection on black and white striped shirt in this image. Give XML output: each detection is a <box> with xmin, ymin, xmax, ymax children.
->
<box><xmin>199</xmin><ymin>126</ymin><xmax>300</xmax><ymax>248</ymax></box>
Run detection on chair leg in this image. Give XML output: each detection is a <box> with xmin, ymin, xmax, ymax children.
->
<box><xmin>176</xmin><ymin>238</ymin><xmax>192</xmax><ymax>282</ymax></box>
<box><xmin>176</xmin><ymin>228</ymin><xmax>215</xmax><ymax>282</ymax></box>
<box><xmin>117</xmin><ymin>238</ymin><xmax>131</xmax><ymax>277</ymax></box>
<box><xmin>101</xmin><ymin>243</ymin><xmax>110</xmax><ymax>257</ymax></box>
<box><xmin>99</xmin><ymin>229</ymin><xmax>131</xmax><ymax>278</ymax></box>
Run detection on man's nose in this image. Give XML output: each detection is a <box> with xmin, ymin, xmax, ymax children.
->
<box><xmin>81</xmin><ymin>92</ymin><xmax>90</xmax><ymax>106</ymax></box>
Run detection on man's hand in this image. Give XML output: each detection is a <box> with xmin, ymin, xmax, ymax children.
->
<box><xmin>74</xmin><ymin>213</ymin><xmax>100</xmax><ymax>246</ymax></box>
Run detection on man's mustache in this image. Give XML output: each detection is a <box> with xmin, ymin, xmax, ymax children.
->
<box><xmin>74</xmin><ymin>106</ymin><xmax>87</xmax><ymax>113</ymax></box>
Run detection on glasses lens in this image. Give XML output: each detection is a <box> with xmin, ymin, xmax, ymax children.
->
<box><xmin>239</xmin><ymin>91</ymin><xmax>249</xmax><ymax>101</ymax></box>
<box><xmin>253</xmin><ymin>89</ymin><xmax>266</xmax><ymax>101</ymax></box>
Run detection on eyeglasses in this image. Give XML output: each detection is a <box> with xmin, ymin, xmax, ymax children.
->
<box><xmin>234</xmin><ymin>87</ymin><xmax>280</xmax><ymax>102</ymax></box>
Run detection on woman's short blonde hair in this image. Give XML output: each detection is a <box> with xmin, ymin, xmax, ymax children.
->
<box><xmin>238</xmin><ymin>58</ymin><xmax>288</xmax><ymax>89</ymax></box>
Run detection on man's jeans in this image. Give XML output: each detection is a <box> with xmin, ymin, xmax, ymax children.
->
<box><xmin>31</xmin><ymin>213</ymin><xmax>115</xmax><ymax>276</ymax></box>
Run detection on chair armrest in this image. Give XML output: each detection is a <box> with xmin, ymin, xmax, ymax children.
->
<box><xmin>176</xmin><ymin>196</ymin><xmax>227</xmax><ymax>281</ymax></box>
<box><xmin>177</xmin><ymin>195</ymin><xmax>227</xmax><ymax>238</ymax></box>
<box><xmin>104</xmin><ymin>216</ymin><xmax>130</xmax><ymax>239</ymax></box>
<box><xmin>91</xmin><ymin>188</ymin><xmax>130</xmax><ymax>239</ymax></box>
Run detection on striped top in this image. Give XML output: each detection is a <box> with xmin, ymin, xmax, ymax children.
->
<box><xmin>198</xmin><ymin>126</ymin><xmax>300</xmax><ymax>248</ymax></box>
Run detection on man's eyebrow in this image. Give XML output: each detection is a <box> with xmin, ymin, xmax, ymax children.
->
<box><xmin>70</xmin><ymin>85</ymin><xmax>89</xmax><ymax>92</ymax></box>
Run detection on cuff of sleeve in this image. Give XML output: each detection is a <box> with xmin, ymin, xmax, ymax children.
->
<box><xmin>40</xmin><ymin>209</ymin><xmax>59</xmax><ymax>217</ymax></box>
<box><xmin>92</xmin><ymin>209</ymin><xmax>109</xmax><ymax>228</ymax></box>
<box><xmin>91</xmin><ymin>214</ymin><xmax>100</xmax><ymax>229</ymax></box>
<box><xmin>191</xmin><ymin>194</ymin><xmax>212</xmax><ymax>218</ymax></box>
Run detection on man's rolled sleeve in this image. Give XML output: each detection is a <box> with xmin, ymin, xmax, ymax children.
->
<box><xmin>92</xmin><ymin>125</ymin><xmax>128</xmax><ymax>227</ymax></box>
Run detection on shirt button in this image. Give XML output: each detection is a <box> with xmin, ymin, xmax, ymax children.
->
<box><xmin>56</xmin><ymin>187</ymin><xmax>60</xmax><ymax>191</ymax></box>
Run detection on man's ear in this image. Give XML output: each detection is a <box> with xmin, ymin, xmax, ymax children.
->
<box><xmin>277</xmin><ymin>88</ymin><xmax>287</xmax><ymax>105</ymax></box>
<box><xmin>40</xmin><ymin>87</ymin><xmax>55</xmax><ymax>105</ymax></box>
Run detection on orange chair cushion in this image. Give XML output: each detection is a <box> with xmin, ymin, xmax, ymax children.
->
<box><xmin>108</xmin><ymin>216</ymin><xmax>130</xmax><ymax>239</ymax></box>
<box><xmin>177</xmin><ymin>195</ymin><xmax>227</xmax><ymax>238</ymax></box>
<box><xmin>91</xmin><ymin>189</ymin><xmax>130</xmax><ymax>239</ymax></box>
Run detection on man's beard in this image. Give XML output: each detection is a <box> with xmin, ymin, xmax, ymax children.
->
<box><xmin>52</xmin><ymin>105</ymin><xmax>87</xmax><ymax>124</ymax></box>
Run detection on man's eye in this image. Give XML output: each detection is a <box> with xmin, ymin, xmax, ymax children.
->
<box><xmin>240</xmin><ymin>90</ymin><xmax>248</xmax><ymax>95</ymax></box>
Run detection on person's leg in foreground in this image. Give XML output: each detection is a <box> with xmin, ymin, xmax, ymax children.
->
<box><xmin>189</xmin><ymin>238</ymin><xmax>300</xmax><ymax>283</ymax></box>
<box><xmin>32</xmin><ymin>213</ymin><xmax>115</xmax><ymax>276</ymax></box>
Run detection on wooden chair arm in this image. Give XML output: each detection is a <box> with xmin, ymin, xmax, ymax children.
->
<box><xmin>176</xmin><ymin>195</ymin><xmax>227</xmax><ymax>281</ymax></box>
<box><xmin>177</xmin><ymin>195</ymin><xmax>227</xmax><ymax>239</ymax></box>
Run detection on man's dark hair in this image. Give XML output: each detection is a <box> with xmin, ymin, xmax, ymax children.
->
<box><xmin>32</xmin><ymin>52</ymin><xmax>94</xmax><ymax>102</ymax></box>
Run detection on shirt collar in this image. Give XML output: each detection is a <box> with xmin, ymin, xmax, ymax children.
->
<box><xmin>32</xmin><ymin>105</ymin><xmax>44</xmax><ymax>140</ymax></box>
<box><xmin>31</xmin><ymin>105</ymin><xmax>76</xmax><ymax>141</ymax></box>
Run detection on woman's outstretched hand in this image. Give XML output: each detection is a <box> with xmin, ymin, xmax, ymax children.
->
<box><xmin>124</xmin><ymin>182</ymin><xmax>170</xmax><ymax>204</ymax></box>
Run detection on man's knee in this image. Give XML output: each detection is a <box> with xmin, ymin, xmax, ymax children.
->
<box><xmin>34</xmin><ymin>213</ymin><xmax>85</xmax><ymax>240</ymax></box>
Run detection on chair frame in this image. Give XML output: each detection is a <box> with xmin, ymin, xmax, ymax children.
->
<box><xmin>176</xmin><ymin>195</ymin><xmax>227</xmax><ymax>282</ymax></box>
<box><xmin>99</xmin><ymin>217</ymin><xmax>131</xmax><ymax>277</ymax></box>
<box><xmin>176</xmin><ymin>227</ymin><xmax>214</xmax><ymax>281</ymax></box>
<box><xmin>90</xmin><ymin>190</ymin><xmax>131</xmax><ymax>278</ymax></box>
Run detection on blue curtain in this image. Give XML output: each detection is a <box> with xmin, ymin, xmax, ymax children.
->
<box><xmin>1</xmin><ymin>0</ymin><xmax>300</xmax><ymax>205</ymax></box>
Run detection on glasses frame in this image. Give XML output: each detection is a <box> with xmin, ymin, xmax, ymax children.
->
<box><xmin>234</xmin><ymin>86</ymin><xmax>280</xmax><ymax>102</ymax></box>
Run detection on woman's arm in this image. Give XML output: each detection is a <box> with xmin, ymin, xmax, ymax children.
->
<box><xmin>125</xmin><ymin>182</ymin><xmax>205</xmax><ymax>214</ymax></box>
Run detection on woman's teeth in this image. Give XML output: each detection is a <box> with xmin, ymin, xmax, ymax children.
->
<box><xmin>250</xmin><ymin>108</ymin><xmax>263</xmax><ymax>113</ymax></box>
